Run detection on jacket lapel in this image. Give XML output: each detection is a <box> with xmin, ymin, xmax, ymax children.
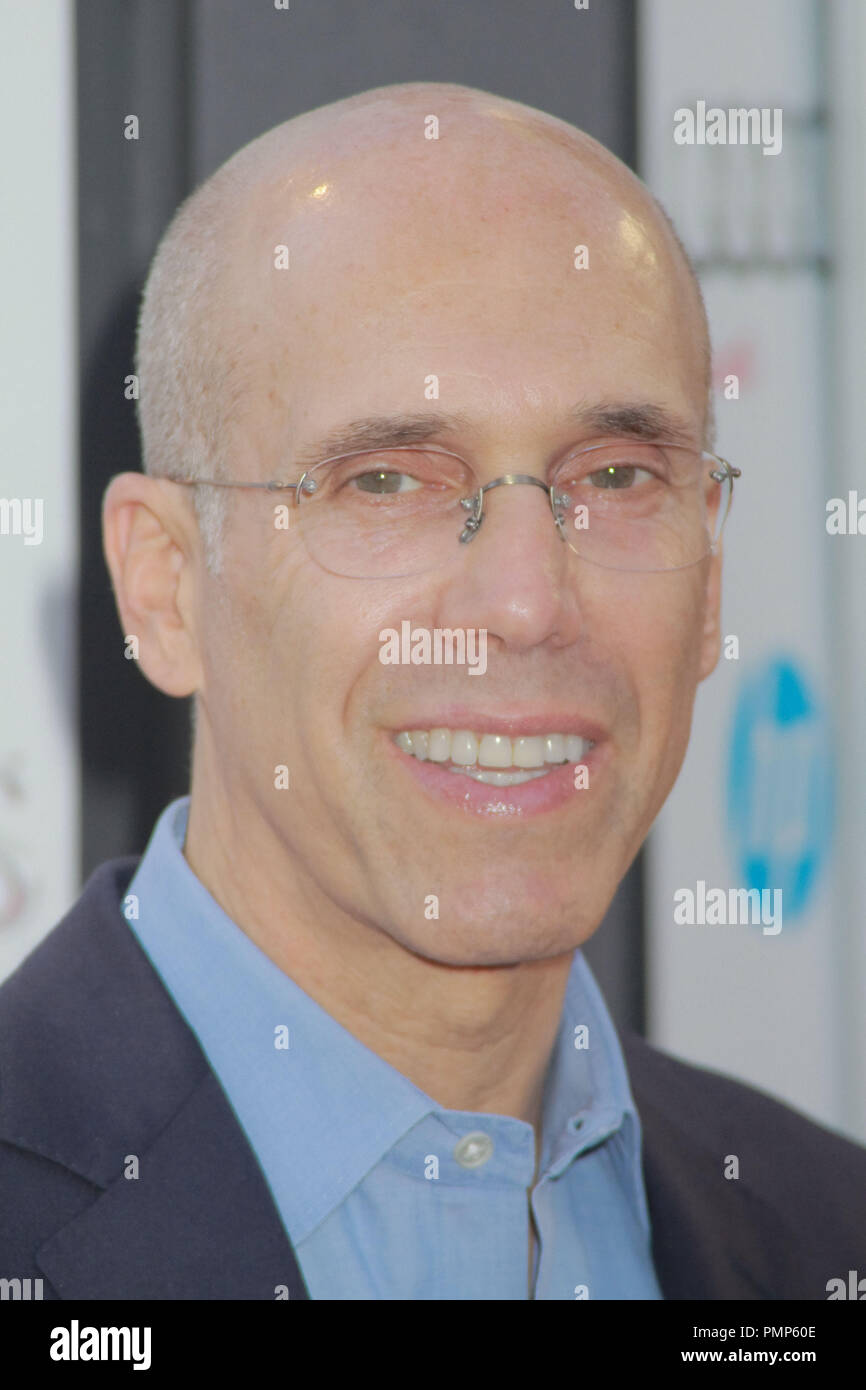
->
<box><xmin>36</xmin><ymin>1069</ymin><xmax>309</xmax><ymax>1300</ymax></box>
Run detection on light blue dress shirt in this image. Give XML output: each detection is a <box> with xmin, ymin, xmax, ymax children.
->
<box><xmin>123</xmin><ymin>797</ymin><xmax>662</xmax><ymax>1300</ymax></box>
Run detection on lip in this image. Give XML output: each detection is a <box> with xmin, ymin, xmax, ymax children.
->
<box><xmin>383</xmin><ymin>724</ymin><xmax>607</xmax><ymax>818</ymax></box>
<box><xmin>383</xmin><ymin>707</ymin><xmax>608</xmax><ymax>743</ymax></box>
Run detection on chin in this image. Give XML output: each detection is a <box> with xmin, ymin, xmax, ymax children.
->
<box><xmin>394</xmin><ymin>909</ymin><xmax>596</xmax><ymax>969</ymax></box>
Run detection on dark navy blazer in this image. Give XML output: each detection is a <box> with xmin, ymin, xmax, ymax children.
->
<box><xmin>1</xmin><ymin>859</ymin><xmax>864</xmax><ymax>1300</ymax></box>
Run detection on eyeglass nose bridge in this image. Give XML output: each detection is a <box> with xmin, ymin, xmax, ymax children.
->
<box><xmin>458</xmin><ymin>473</ymin><xmax>571</xmax><ymax>544</ymax></box>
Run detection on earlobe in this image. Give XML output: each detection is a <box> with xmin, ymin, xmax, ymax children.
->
<box><xmin>102</xmin><ymin>473</ymin><xmax>203</xmax><ymax>699</ymax></box>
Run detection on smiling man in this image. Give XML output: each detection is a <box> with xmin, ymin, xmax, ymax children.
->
<box><xmin>1</xmin><ymin>82</ymin><xmax>864</xmax><ymax>1302</ymax></box>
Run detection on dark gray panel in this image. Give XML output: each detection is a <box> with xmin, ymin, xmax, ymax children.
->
<box><xmin>77</xmin><ymin>0</ymin><xmax>194</xmax><ymax>874</ymax></box>
<box><xmin>191</xmin><ymin>0</ymin><xmax>635</xmax><ymax>182</ymax></box>
<box><xmin>582</xmin><ymin>849</ymin><xmax>644</xmax><ymax>1034</ymax></box>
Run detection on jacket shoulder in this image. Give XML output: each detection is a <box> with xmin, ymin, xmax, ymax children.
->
<box><xmin>0</xmin><ymin>857</ymin><xmax>142</xmax><ymax>1015</ymax></box>
<box><xmin>622</xmin><ymin>1030</ymin><xmax>866</xmax><ymax>1297</ymax></box>
<box><xmin>0</xmin><ymin>860</ymin><xmax>207</xmax><ymax>1169</ymax></box>
<box><xmin>0</xmin><ymin>858</ymin><xmax>222</xmax><ymax>1294</ymax></box>
<box><xmin>623</xmin><ymin>1028</ymin><xmax>866</xmax><ymax>1179</ymax></box>
<box><xmin>0</xmin><ymin>860</ymin><xmax>308</xmax><ymax>1300</ymax></box>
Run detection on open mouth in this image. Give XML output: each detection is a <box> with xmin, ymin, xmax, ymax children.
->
<box><xmin>393</xmin><ymin>728</ymin><xmax>594</xmax><ymax>788</ymax></box>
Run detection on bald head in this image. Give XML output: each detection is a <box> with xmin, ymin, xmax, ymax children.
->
<box><xmin>135</xmin><ymin>81</ymin><xmax>712</xmax><ymax>570</ymax></box>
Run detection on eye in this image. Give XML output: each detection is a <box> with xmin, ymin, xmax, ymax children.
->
<box><xmin>351</xmin><ymin>470</ymin><xmax>423</xmax><ymax>494</ymax></box>
<box><xmin>586</xmin><ymin>464</ymin><xmax>655</xmax><ymax>490</ymax></box>
<box><xmin>554</xmin><ymin>441</ymin><xmax>678</xmax><ymax>495</ymax></box>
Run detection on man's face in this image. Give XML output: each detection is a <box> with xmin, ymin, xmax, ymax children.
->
<box><xmin>194</xmin><ymin>130</ymin><xmax>720</xmax><ymax>966</ymax></box>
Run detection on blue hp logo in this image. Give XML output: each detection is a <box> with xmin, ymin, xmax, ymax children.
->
<box><xmin>726</xmin><ymin>657</ymin><xmax>834</xmax><ymax>924</ymax></box>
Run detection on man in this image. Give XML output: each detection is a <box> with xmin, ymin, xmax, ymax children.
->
<box><xmin>1</xmin><ymin>82</ymin><xmax>864</xmax><ymax>1301</ymax></box>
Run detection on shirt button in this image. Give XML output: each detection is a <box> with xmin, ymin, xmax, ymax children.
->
<box><xmin>453</xmin><ymin>1131</ymin><xmax>494</xmax><ymax>1168</ymax></box>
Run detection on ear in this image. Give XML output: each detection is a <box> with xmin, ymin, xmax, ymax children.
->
<box><xmin>698</xmin><ymin>542</ymin><xmax>724</xmax><ymax>682</ymax></box>
<box><xmin>102</xmin><ymin>473</ymin><xmax>204</xmax><ymax>698</ymax></box>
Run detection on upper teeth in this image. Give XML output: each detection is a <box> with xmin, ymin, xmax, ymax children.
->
<box><xmin>394</xmin><ymin>729</ymin><xmax>592</xmax><ymax>767</ymax></box>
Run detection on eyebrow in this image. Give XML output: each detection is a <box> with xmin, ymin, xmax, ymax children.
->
<box><xmin>292</xmin><ymin>412</ymin><xmax>472</xmax><ymax>469</ymax></box>
<box><xmin>291</xmin><ymin>401</ymin><xmax>698</xmax><ymax>470</ymax></box>
<box><xmin>573</xmin><ymin>402</ymin><xmax>697</xmax><ymax>446</ymax></box>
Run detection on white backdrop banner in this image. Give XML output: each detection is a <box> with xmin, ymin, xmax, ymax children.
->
<box><xmin>639</xmin><ymin>0</ymin><xmax>857</xmax><ymax>1138</ymax></box>
<box><xmin>0</xmin><ymin>3</ymin><xmax>79</xmax><ymax>984</ymax></box>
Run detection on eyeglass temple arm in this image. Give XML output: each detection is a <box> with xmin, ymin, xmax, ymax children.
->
<box><xmin>161</xmin><ymin>476</ymin><xmax>301</xmax><ymax>493</ymax></box>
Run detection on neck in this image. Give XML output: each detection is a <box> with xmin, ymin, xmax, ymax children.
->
<box><xmin>183</xmin><ymin>770</ymin><xmax>573</xmax><ymax>1129</ymax></box>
